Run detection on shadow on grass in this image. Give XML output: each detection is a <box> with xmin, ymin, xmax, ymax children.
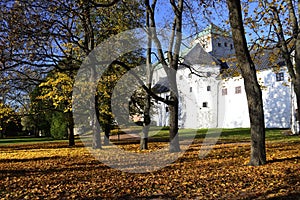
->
<box><xmin>0</xmin><ymin>157</ymin><xmax>110</xmax><ymax>178</ymax></box>
<box><xmin>268</xmin><ymin>156</ymin><xmax>300</xmax><ymax>164</ymax></box>
<box><xmin>267</xmin><ymin>193</ymin><xmax>300</xmax><ymax>200</ymax></box>
<box><xmin>110</xmin><ymin>137</ymin><xmax>170</xmax><ymax>145</ymax></box>
<box><xmin>109</xmin><ymin>128</ymin><xmax>251</xmax><ymax>145</ymax></box>
<box><xmin>83</xmin><ymin>193</ymin><xmax>177</xmax><ymax>200</ymax></box>
<box><xmin>0</xmin><ymin>155</ymin><xmax>63</xmax><ymax>163</ymax></box>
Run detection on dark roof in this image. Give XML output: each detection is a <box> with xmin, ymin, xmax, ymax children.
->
<box><xmin>222</xmin><ymin>50</ymin><xmax>285</xmax><ymax>77</ymax></box>
<box><xmin>152</xmin><ymin>44</ymin><xmax>227</xmax><ymax>93</ymax></box>
<box><xmin>152</xmin><ymin>77</ymin><xmax>170</xmax><ymax>94</ymax></box>
<box><xmin>252</xmin><ymin>50</ymin><xmax>284</xmax><ymax>70</ymax></box>
<box><xmin>181</xmin><ymin>43</ymin><xmax>219</xmax><ymax>67</ymax></box>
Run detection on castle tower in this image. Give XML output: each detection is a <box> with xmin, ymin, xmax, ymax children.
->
<box><xmin>192</xmin><ymin>24</ymin><xmax>235</xmax><ymax>59</ymax></box>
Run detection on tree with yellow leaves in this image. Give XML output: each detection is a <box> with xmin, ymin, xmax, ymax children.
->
<box><xmin>244</xmin><ymin>0</ymin><xmax>300</xmax><ymax>135</ymax></box>
<box><xmin>38</xmin><ymin>69</ymin><xmax>75</xmax><ymax>145</ymax></box>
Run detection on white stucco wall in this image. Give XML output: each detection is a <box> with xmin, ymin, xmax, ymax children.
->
<box><xmin>177</xmin><ymin>67</ymin><xmax>219</xmax><ymax>129</ymax></box>
<box><xmin>152</xmin><ymin>64</ymin><xmax>220</xmax><ymax>129</ymax></box>
<box><xmin>259</xmin><ymin>69</ymin><xmax>292</xmax><ymax>128</ymax></box>
<box><xmin>218</xmin><ymin>68</ymin><xmax>292</xmax><ymax>129</ymax></box>
<box><xmin>211</xmin><ymin>36</ymin><xmax>235</xmax><ymax>59</ymax></box>
<box><xmin>218</xmin><ymin>77</ymin><xmax>250</xmax><ymax>128</ymax></box>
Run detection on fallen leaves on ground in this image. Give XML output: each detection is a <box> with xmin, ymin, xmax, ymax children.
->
<box><xmin>0</xmin><ymin>140</ymin><xmax>299</xmax><ymax>199</ymax></box>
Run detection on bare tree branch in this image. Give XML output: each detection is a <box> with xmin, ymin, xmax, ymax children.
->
<box><xmin>89</xmin><ymin>0</ymin><xmax>121</xmax><ymax>8</ymax></box>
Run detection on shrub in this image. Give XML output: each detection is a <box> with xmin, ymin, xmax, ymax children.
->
<box><xmin>50</xmin><ymin>112</ymin><xmax>67</xmax><ymax>139</ymax></box>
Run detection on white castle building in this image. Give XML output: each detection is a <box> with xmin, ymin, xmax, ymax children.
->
<box><xmin>151</xmin><ymin>24</ymin><xmax>298</xmax><ymax>133</ymax></box>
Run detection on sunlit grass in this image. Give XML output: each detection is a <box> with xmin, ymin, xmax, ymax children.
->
<box><xmin>1</xmin><ymin>128</ymin><xmax>299</xmax><ymax>146</ymax></box>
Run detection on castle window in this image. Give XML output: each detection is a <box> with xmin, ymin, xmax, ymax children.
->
<box><xmin>222</xmin><ymin>88</ymin><xmax>227</xmax><ymax>96</ymax></box>
<box><xmin>166</xmin><ymin>107</ymin><xmax>169</xmax><ymax>112</ymax></box>
<box><xmin>276</xmin><ymin>72</ymin><xmax>284</xmax><ymax>81</ymax></box>
<box><xmin>224</xmin><ymin>42</ymin><xmax>227</xmax><ymax>47</ymax></box>
<box><xmin>179</xmin><ymin>75</ymin><xmax>183</xmax><ymax>80</ymax></box>
<box><xmin>203</xmin><ymin>102</ymin><xmax>208</xmax><ymax>108</ymax></box>
<box><xmin>218</xmin><ymin>42</ymin><xmax>221</xmax><ymax>47</ymax></box>
<box><xmin>207</xmin><ymin>86</ymin><xmax>211</xmax><ymax>91</ymax></box>
<box><xmin>235</xmin><ymin>86</ymin><xmax>242</xmax><ymax>94</ymax></box>
<box><xmin>230</xmin><ymin>44</ymin><xmax>233</xmax><ymax>50</ymax></box>
<box><xmin>207</xmin><ymin>72</ymin><xmax>211</xmax><ymax>77</ymax></box>
<box><xmin>190</xmin><ymin>87</ymin><xmax>192</xmax><ymax>92</ymax></box>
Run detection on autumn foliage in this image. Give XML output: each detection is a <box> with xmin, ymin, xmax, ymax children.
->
<box><xmin>0</xmin><ymin>139</ymin><xmax>299</xmax><ymax>199</ymax></box>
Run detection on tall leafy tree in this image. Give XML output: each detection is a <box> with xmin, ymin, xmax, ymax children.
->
<box><xmin>1</xmin><ymin>0</ymin><xmax>144</xmax><ymax>146</ymax></box>
<box><xmin>38</xmin><ymin>68</ymin><xmax>75</xmax><ymax>145</ymax></box>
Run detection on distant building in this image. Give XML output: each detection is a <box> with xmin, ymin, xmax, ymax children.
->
<box><xmin>152</xmin><ymin>24</ymin><xmax>297</xmax><ymax>131</ymax></box>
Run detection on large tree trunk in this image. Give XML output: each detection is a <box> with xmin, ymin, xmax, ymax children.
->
<box><xmin>68</xmin><ymin>111</ymin><xmax>75</xmax><ymax>146</ymax></box>
<box><xmin>293</xmin><ymin>80</ymin><xmax>300</xmax><ymax>136</ymax></box>
<box><xmin>92</xmin><ymin>119</ymin><xmax>101</xmax><ymax>149</ymax></box>
<box><xmin>0</xmin><ymin>128</ymin><xmax>3</xmax><ymax>139</ymax></box>
<box><xmin>140</xmin><ymin>93</ymin><xmax>151</xmax><ymax>150</ymax></box>
<box><xmin>169</xmin><ymin>92</ymin><xmax>180</xmax><ymax>152</ymax></box>
<box><xmin>294</xmin><ymin>82</ymin><xmax>300</xmax><ymax>134</ymax></box>
<box><xmin>140</xmin><ymin>8</ymin><xmax>152</xmax><ymax>150</ymax></box>
<box><xmin>168</xmin><ymin>0</ymin><xmax>183</xmax><ymax>153</ymax></box>
<box><xmin>227</xmin><ymin>0</ymin><xmax>266</xmax><ymax>165</ymax></box>
<box><xmin>92</xmin><ymin>107</ymin><xmax>101</xmax><ymax>149</ymax></box>
<box><xmin>93</xmin><ymin>95</ymin><xmax>102</xmax><ymax>149</ymax></box>
<box><xmin>103</xmin><ymin>123</ymin><xmax>110</xmax><ymax>145</ymax></box>
<box><xmin>103</xmin><ymin>96</ymin><xmax>112</xmax><ymax>146</ymax></box>
<box><xmin>140</xmin><ymin>126</ymin><xmax>149</xmax><ymax>150</ymax></box>
<box><xmin>293</xmin><ymin>34</ymin><xmax>300</xmax><ymax>135</ymax></box>
<box><xmin>168</xmin><ymin>73</ymin><xmax>180</xmax><ymax>152</ymax></box>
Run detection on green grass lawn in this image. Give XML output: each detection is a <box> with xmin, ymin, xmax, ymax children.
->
<box><xmin>1</xmin><ymin>128</ymin><xmax>299</xmax><ymax>146</ymax></box>
<box><xmin>149</xmin><ymin>127</ymin><xmax>300</xmax><ymax>143</ymax></box>
<box><xmin>216</xmin><ymin>128</ymin><xmax>300</xmax><ymax>143</ymax></box>
<box><xmin>0</xmin><ymin>137</ymin><xmax>54</xmax><ymax>145</ymax></box>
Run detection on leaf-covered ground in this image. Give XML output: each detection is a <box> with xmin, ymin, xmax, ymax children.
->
<box><xmin>0</xmin><ymin>139</ymin><xmax>299</xmax><ymax>199</ymax></box>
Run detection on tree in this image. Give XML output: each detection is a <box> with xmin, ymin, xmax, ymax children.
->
<box><xmin>226</xmin><ymin>0</ymin><xmax>266</xmax><ymax>165</ymax></box>
<box><xmin>72</xmin><ymin>0</ymin><xmax>144</xmax><ymax>148</ymax></box>
<box><xmin>50</xmin><ymin>111</ymin><xmax>68</xmax><ymax>139</ymax></box>
<box><xmin>29</xmin><ymin>86</ymin><xmax>52</xmax><ymax>137</ymax></box>
<box><xmin>97</xmin><ymin>65</ymin><xmax>126</xmax><ymax>146</ymax></box>
<box><xmin>38</xmin><ymin>70</ymin><xmax>75</xmax><ymax>145</ymax></box>
<box><xmin>143</xmin><ymin>0</ymin><xmax>185</xmax><ymax>152</ymax></box>
<box><xmin>0</xmin><ymin>102</ymin><xmax>14</xmax><ymax>138</ymax></box>
<box><xmin>1</xmin><ymin>0</ymin><xmax>144</xmax><ymax>147</ymax></box>
<box><xmin>244</xmin><ymin>0</ymin><xmax>300</xmax><ymax>135</ymax></box>
<box><xmin>139</xmin><ymin>1</ymin><xmax>154</xmax><ymax>150</ymax></box>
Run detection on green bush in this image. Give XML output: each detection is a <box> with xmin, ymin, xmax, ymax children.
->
<box><xmin>50</xmin><ymin>112</ymin><xmax>67</xmax><ymax>139</ymax></box>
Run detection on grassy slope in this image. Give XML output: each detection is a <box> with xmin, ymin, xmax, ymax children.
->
<box><xmin>150</xmin><ymin>128</ymin><xmax>300</xmax><ymax>143</ymax></box>
<box><xmin>1</xmin><ymin>128</ymin><xmax>299</xmax><ymax>146</ymax></box>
